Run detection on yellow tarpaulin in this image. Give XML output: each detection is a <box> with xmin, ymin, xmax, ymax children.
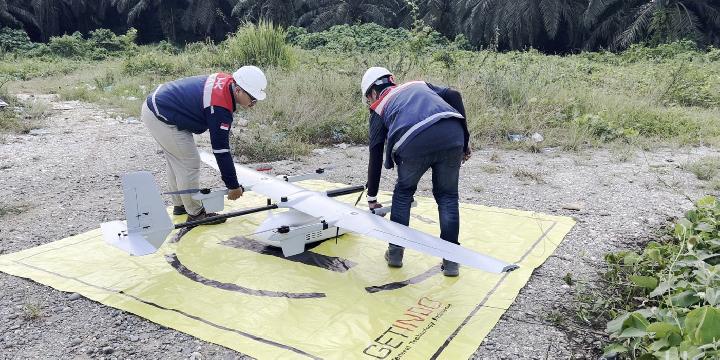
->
<box><xmin>0</xmin><ymin>180</ymin><xmax>574</xmax><ymax>360</ymax></box>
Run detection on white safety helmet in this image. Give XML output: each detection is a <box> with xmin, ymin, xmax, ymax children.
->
<box><xmin>233</xmin><ymin>66</ymin><xmax>267</xmax><ymax>101</ymax></box>
<box><xmin>361</xmin><ymin>67</ymin><xmax>393</xmax><ymax>97</ymax></box>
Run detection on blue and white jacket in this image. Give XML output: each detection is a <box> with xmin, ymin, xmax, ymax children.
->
<box><xmin>145</xmin><ymin>73</ymin><xmax>240</xmax><ymax>189</ymax></box>
<box><xmin>369</xmin><ymin>81</ymin><xmax>466</xmax><ymax>169</ymax></box>
<box><xmin>366</xmin><ymin>82</ymin><xmax>469</xmax><ymax>198</ymax></box>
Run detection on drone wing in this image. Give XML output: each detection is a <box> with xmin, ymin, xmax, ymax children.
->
<box><xmin>283</xmin><ymin>192</ymin><xmax>517</xmax><ymax>273</ymax></box>
<box><xmin>200</xmin><ymin>151</ymin><xmax>517</xmax><ymax>273</ymax></box>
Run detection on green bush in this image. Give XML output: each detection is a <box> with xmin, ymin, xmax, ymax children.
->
<box><xmin>661</xmin><ymin>64</ymin><xmax>719</xmax><ymax>107</ymax></box>
<box><xmin>48</xmin><ymin>32</ymin><xmax>87</xmax><ymax>58</ymax></box>
<box><xmin>602</xmin><ymin>196</ymin><xmax>720</xmax><ymax>359</ymax></box>
<box><xmin>572</xmin><ymin>113</ymin><xmax>638</xmax><ymax>142</ymax></box>
<box><xmin>221</xmin><ymin>22</ymin><xmax>295</xmax><ymax>69</ymax></box>
<box><xmin>452</xmin><ymin>34</ymin><xmax>474</xmax><ymax>51</ymax></box>
<box><xmin>89</xmin><ymin>28</ymin><xmax>137</xmax><ymax>53</ymax></box>
<box><xmin>0</xmin><ymin>28</ymin><xmax>39</xmax><ymax>53</ymax></box>
<box><xmin>285</xmin><ymin>26</ymin><xmax>307</xmax><ymax>45</ymax></box>
<box><xmin>122</xmin><ymin>52</ymin><xmax>190</xmax><ymax>76</ymax></box>
<box><xmin>620</xmin><ymin>40</ymin><xmax>701</xmax><ymax>63</ymax></box>
<box><xmin>156</xmin><ymin>40</ymin><xmax>181</xmax><ymax>55</ymax></box>
<box><xmin>0</xmin><ymin>28</ymin><xmax>136</xmax><ymax>59</ymax></box>
<box><xmin>287</xmin><ymin>23</ymin><xmax>451</xmax><ymax>53</ymax></box>
<box><xmin>47</xmin><ymin>28</ymin><xmax>136</xmax><ymax>59</ymax></box>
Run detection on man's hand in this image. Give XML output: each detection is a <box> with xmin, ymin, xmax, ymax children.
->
<box><xmin>369</xmin><ymin>201</ymin><xmax>386</xmax><ymax>217</ymax></box>
<box><xmin>227</xmin><ymin>187</ymin><xmax>244</xmax><ymax>200</ymax></box>
<box><xmin>462</xmin><ymin>148</ymin><xmax>472</xmax><ymax>163</ymax></box>
<box><xmin>368</xmin><ymin>201</ymin><xmax>383</xmax><ymax>211</ymax></box>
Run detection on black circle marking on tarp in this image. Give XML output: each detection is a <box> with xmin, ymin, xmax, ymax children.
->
<box><xmin>220</xmin><ymin>236</ymin><xmax>357</xmax><ymax>273</ymax></box>
<box><xmin>364</xmin><ymin>265</ymin><xmax>442</xmax><ymax>293</ymax></box>
<box><xmin>166</xmin><ymin>253</ymin><xmax>326</xmax><ymax>299</ymax></box>
<box><xmin>13</xmin><ymin>261</ymin><xmax>322</xmax><ymax>360</ymax></box>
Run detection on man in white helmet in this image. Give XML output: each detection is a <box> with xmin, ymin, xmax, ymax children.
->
<box><xmin>140</xmin><ymin>66</ymin><xmax>267</xmax><ymax>224</ymax></box>
<box><xmin>361</xmin><ymin>67</ymin><xmax>472</xmax><ymax>277</ymax></box>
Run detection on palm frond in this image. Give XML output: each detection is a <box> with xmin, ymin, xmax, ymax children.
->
<box><xmin>539</xmin><ymin>0</ymin><xmax>562</xmax><ymax>38</ymax></box>
<box><xmin>7</xmin><ymin>4</ymin><xmax>37</xmax><ymax>27</ymax></box>
<box><xmin>618</xmin><ymin>2</ymin><xmax>655</xmax><ymax>47</ymax></box>
<box><xmin>127</xmin><ymin>0</ymin><xmax>149</xmax><ymax>24</ymax></box>
<box><xmin>584</xmin><ymin>0</ymin><xmax>622</xmax><ymax>27</ymax></box>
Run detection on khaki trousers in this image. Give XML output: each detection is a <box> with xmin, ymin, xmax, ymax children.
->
<box><xmin>140</xmin><ymin>102</ymin><xmax>203</xmax><ymax>216</ymax></box>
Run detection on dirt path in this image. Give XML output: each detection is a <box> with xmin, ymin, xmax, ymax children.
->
<box><xmin>0</xmin><ymin>95</ymin><xmax>715</xmax><ymax>359</ymax></box>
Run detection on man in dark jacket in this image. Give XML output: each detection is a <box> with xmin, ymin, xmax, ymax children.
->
<box><xmin>141</xmin><ymin>66</ymin><xmax>267</xmax><ymax>223</ymax></box>
<box><xmin>361</xmin><ymin>67</ymin><xmax>471</xmax><ymax>277</ymax></box>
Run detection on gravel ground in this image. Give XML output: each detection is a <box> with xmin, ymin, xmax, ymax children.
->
<box><xmin>0</xmin><ymin>95</ymin><xmax>716</xmax><ymax>359</ymax></box>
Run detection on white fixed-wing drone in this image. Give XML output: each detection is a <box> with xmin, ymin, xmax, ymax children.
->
<box><xmin>101</xmin><ymin>151</ymin><xmax>518</xmax><ymax>273</ymax></box>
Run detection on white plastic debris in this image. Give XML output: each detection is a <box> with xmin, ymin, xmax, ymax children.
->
<box><xmin>531</xmin><ymin>132</ymin><xmax>544</xmax><ymax>143</ymax></box>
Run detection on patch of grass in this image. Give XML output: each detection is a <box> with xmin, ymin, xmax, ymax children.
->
<box><xmin>122</xmin><ymin>51</ymin><xmax>194</xmax><ymax>77</ymax></box>
<box><xmin>58</xmin><ymin>84</ymin><xmax>101</xmax><ymax>102</ymax></box>
<box><xmin>22</xmin><ymin>302</ymin><xmax>42</xmax><ymax>320</ymax></box>
<box><xmin>479</xmin><ymin>164</ymin><xmax>501</xmax><ymax>174</ymax></box>
<box><xmin>545</xmin><ymin>309</ymin><xmax>566</xmax><ymax>327</ymax></box>
<box><xmin>0</xmin><ymin>93</ymin><xmax>21</xmax><ymax>131</ymax></box>
<box><xmin>513</xmin><ymin>168</ymin><xmax>545</xmax><ymax>183</ymax></box>
<box><xmin>232</xmin><ymin>125</ymin><xmax>311</xmax><ymax>162</ymax></box>
<box><xmin>559</xmin><ymin>124</ymin><xmax>592</xmax><ymax>151</ymax></box>
<box><xmin>709</xmin><ymin>179</ymin><xmax>720</xmax><ymax>191</ymax></box>
<box><xmin>684</xmin><ymin>156</ymin><xmax>720</xmax><ymax>180</ymax></box>
<box><xmin>0</xmin><ymin>204</ymin><xmax>27</xmax><ymax>216</ymax></box>
<box><xmin>23</xmin><ymin>98</ymin><xmax>51</xmax><ymax>122</ymax></box>
<box><xmin>0</xmin><ymin>86</ymin><xmax>49</xmax><ymax>133</ymax></box>
<box><xmin>219</xmin><ymin>21</ymin><xmax>295</xmax><ymax>69</ymax></box>
<box><xmin>0</xmin><ymin>54</ymin><xmax>84</xmax><ymax>80</ymax></box>
<box><xmin>609</xmin><ymin>142</ymin><xmax>636</xmax><ymax>162</ymax></box>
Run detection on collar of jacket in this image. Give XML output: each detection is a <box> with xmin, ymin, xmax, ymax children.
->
<box><xmin>369</xmin><ymin>86</ymin><xmax>396</xmax><ymax>112</ymax></box>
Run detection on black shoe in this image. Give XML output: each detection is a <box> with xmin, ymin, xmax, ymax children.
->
<box><xmin>173</xmin><ymin>205</ymin><xmax>187</xmax><ymax>215</ymax></box>
<box><xmin>441</xmin><ymin>259</ymin><xmax>459</xmax><ymax>277</ymax></box>
<box><xmin>186</xmin><ymin>209</ymin><xmax>226</xmax><ymax>225</ymax></box>
<box><xmin>384</xmin><ymin>246</ymin><xmax>404</xmax><ymax>268</ymax></box>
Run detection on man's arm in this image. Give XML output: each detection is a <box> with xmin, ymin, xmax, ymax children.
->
<box><xmin>367</xmin><ymin>112</ymin><xmax>387</xmax><ymax>208</ymax></box>
<box><xmin>206</xmin><ymin>106</ymin><xmax>242</xmax><ymax>198</ymax></box>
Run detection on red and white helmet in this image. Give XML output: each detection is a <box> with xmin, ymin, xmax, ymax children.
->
<box><xmin>233</xmin><ymin>66</ymin><xmax>267</xmax><ymax>101</ymax></box>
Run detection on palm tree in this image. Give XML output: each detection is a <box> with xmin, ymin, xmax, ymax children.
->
<box><xmin>232</xmin><ymin>0</ymin><xmax>299</xmax><ymax>26</ymax></box>
<box><xmin>584</xmin><ymin>0</ymin><xmax>720</xmax><ymax>49</ymax></box>
<box><xmin>27</xmin><ymin>0</ymin><xmax>115</xmax><ymax>41</ymax></box>
<box><xmin>112</xmin><ymin>0</ymin><xmax>189</xmax><ymax>43</ymax></box>
<box><xmin>0</xmin><ymin>0</ymin><xmax>35</xmax><ymax>30</ymax></box>
<box><xmin>296</xmin><ymin>0</ymin><xmax>401</xmax><ymax>31</ymax></box>
<box><xmin>418</xmin><ymin>0</ymin><xmax>457</xmax><ymax>38</ymax></box>
<box><xmin>181</xmin><ymin>0</ymin><xmax>237</xmax><ymax>40</ymax></box>
<box><xmin>460</xmin><ymin>0</ymin><xmax>586</xmax><ymax>52</ymax></box>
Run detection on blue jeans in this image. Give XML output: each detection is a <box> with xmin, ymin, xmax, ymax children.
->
<box><xmin>390</xmin><ymin>146</ymin><xmax>463</xmax><ymax>249</ymax></box>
